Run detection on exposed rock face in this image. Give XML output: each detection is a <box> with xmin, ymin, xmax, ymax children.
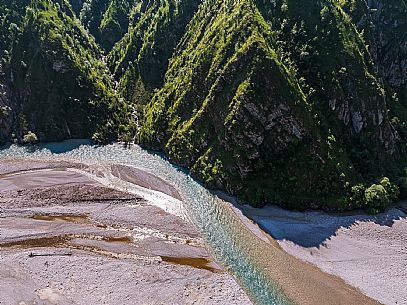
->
<box><xmin>345</xmin><ymin>0</ymin><xmax>407</xmax><ymax>96</ymax></box>
<box><xmin>341</xmin><ymin>0</ymin><xmax>407</xmax><ymax>154</ymax></box>
<box><xmin>1</xmin><ymin>0</ymin><xmax>407</xmax><ymax>210</ymax></box>
<box><xmin>137</xmin><ymin>0</ymin><xmax>405</xmax><ymax>209</ymax></box>
<box><xmin>370</xmin><ymin>0</ymin><xmax>407</xmax><ymax>89</ymax></box>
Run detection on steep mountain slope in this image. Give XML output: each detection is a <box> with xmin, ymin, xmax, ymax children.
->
<box><xmin>77</xmin><ymin>0</ymin><xmax>110</xmax><ymax>43</ymax></box>
<box><xmin>138</xmin><ymin>0</ymin><xmax>402</xmax><ymax>210</ymax></box>
<box><xmin>79</xmin><ymin>0</ymin><xmax>135</xmax><ymax>50</ymax></box>
<box><xmin>341</xmin><ymin>0</ymin><xmax>407</xmax><ymax>144</ymax></box>
<box><xmin>0</xmin><ymin>0</ymin><xmax>28</xmax><ymax>141</ymax></box>
<box><xmin>1</xmin><ymin>0</ymin><xmax>406</xmax><ymax>211</ymax></box>
<box><xmin>107</xmin><ymin>0</ymin><xmax>201</xmax><ymax>106</ymax></box>
<box><xmin>0</xmin><ymin>0</ymin><xmax>129</xmax><ymax>143</ymax></box>
<box><xmin>68</xmin><ymin>0</ymin><xmax>85</xmax><ymax>15</ymax></box>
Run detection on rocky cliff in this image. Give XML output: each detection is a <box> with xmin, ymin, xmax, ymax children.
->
<box><xmin>1</xmin><ymin>0</ymin><xmax>406</xmax><ymax>211</ymax></box>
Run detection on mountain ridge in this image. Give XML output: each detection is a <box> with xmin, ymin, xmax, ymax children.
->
<box><xmin>0</xmin><ymin>0</ymin><xmax>406</xmax><ymax>212</ymax></box>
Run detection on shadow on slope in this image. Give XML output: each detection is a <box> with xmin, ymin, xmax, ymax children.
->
<box><xmin>237</xmin><ymin>203</ymin><xmax>407</xmax><ymax>248</ymax></box>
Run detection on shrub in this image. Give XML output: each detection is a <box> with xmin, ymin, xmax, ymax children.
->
<box><xmin>0</xmin><ymin>106</ymin><xmax>10</xmax><ymax>117</ymax></box>
<box><xmin>348</xmin><ymin>183</ymin><xmax>365</xmax><ymax>208</ymax></box>
<box><xmin>348</xmin><ymin>177</ymin><xmax>399</xmax><ymax>213</ymax></box>
<box><xmin>23</xmin><ymin>131</ymin><xmax>38</xmax><ymax>144</ymax></box>
<box><xmin>364</xmin><ymin>184</ymin><xmax>389</xmax><ymax>211</ymax></box>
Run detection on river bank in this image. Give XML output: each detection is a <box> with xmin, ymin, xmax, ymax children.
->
<box><xmin>0</xmin><ymin>159</ymin><xmax>252</xmax><ymax>305</ymax></box>
<box><xmin>235</xmin><ymin>203</ymin><xmax>407</xmax><ymax>305</ymax></box>
<box><xmin>0</xmin><ymin>144</ymin><xmax>389</xmax><ymax>305</ymax></box>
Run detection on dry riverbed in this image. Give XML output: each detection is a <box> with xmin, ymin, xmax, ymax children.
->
<box><xmin>0</xmin><ymin>160</ymin><xmax>252</xmax><ymax>305</ymax></box>
<box><xmin>238</xmin><ymin>204</ymin><xmax>407</xmax><ymax>305</ymax></box>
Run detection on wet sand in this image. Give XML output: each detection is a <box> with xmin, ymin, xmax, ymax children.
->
<box><xmin>110</xmin><ymin>168</ymin><xmax>377</xmax><ymax>303</ymax></box>
<box><xmin>236</xmin><ymin>204</ymin><xmax>407</xmax><ymax>305</ymax></box>
<box><xmin>0</xmin><ymin>158</ymin><xmax>390</xmax><ymax>305</ymax></box>
<box><xmin>214</xmin><ymin>193</ymin><xmax>381</xmax><ymax>305</ymax></box>
<box><xmin>0</xmin><ymin>168</ymin><xmax>98</xmax><ymax>191</ymax></box>
<box><xmin>0</xmin><ymin>160</ymin><xmax>251</xmax><ymax>305</ymax></box>
<box><xmin>111</xmin><ymin>164</ymin><xmax>182</xmax><ymax>200</ymax></box>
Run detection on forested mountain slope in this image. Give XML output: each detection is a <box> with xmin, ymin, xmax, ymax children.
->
<box><xmin>0</xmin><ymin>0</ymin><xmax>406</xmax><ymax>212</ymax></box>
<box><xmin>0</xmin><ymin>0</ymin><xmax>130</xmax><ymax>142</ymax></box>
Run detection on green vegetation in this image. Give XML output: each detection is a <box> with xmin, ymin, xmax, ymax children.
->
<box><xmin>0</xmin><ymin>106</ymin><xmax>10</xmax><ymax>117</ymax></box>
<box><xmin>23</xmin><ymin>131</ymin><xmax>38</xmax><ymax>144</ymax></box>
<box><xmin>0</xmin><ymin>0</ymin><xmax>131</xmax><ymax>143</ymax></box>
<box><xmin>107</xmin><ymin>0</ymin><xmax>200</xmax><ymax>105</ymax></box>
<box><xmin>137</xmin><ymin>0</ymin><xmax>407</xmax><ymax>211</ymax></box>
<box><xmin>1</xmin><ymin>0</ymin><xmax>406</xmax><ymax>212</ymax></box>
<box><xmin>348</xmin><ymin>177</ymin><xmax>400</xmax><ymax>213</ymax></box>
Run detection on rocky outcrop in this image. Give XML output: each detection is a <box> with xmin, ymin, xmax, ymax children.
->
<box><xmin>368</xmin><ymin>0</ymin><xmax>407</xmax><ymax>89</ymax></box>
<box><xmin>137</xmin><ymin>0</ymin><xmax>405</xmax><ymax>209</ymax></box>
<box><xmin>347</xmin><ymin>0</ymin><xmax>407</xmax><ymax>94</ymax></box>
<box><xmin>1</xmin><ymin>0</ymin><xmax>406</xmax><ymax>211</ymax></box>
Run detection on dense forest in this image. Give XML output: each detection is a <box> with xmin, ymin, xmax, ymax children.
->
<box><xmin>0</xmin><ymin>0</ymin><xmax>406</xmax><ymax>212</ymax></box>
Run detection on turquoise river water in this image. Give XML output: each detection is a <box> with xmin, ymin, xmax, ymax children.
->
<box><xmin>0</xmin><ymin>141</ymin><xmax>293</xmax><ymax>305</ymax></box>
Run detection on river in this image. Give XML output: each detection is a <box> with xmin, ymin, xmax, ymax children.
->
<box><xmin>0</xmin><ymin>141</ymin><xmax>291</xmax><ymax>305</ymax></box>
<box><xmin>0</xmin><ymin>141</ymin><xmax>381</xmax><ymax>305</ymax></box>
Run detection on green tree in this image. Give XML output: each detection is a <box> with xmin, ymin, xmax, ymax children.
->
<box><xmin>23</xmin><ymin>131</ymin><xmax>38</xmax><ymax>144</ymax></box>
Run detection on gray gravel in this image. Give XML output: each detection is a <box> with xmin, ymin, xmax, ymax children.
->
<box><xmin>0</xmin><ymin>161</ymin><xmax>252</xmax><ymax>305</ymax></box>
